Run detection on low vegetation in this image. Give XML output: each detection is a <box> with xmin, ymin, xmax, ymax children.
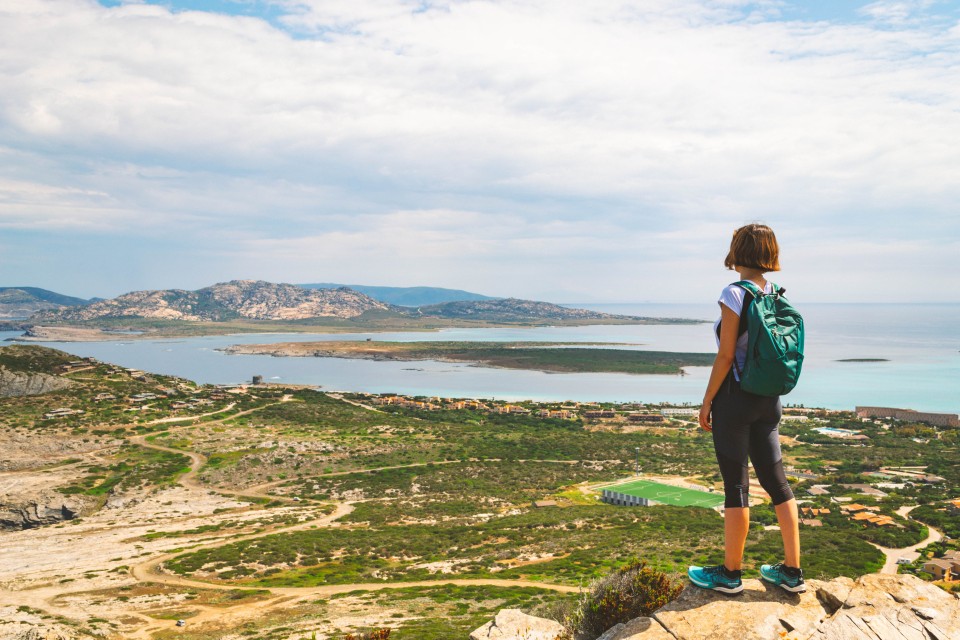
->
<box><xmin>562</xmin><ymin>560</ymin><xmax>683</xmax><ymax>640</ymax></box>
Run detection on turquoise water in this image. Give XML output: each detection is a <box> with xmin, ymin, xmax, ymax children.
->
<box><xmin>3</xmin><ymin>302</ymin><xmax>958</xmax><ymax>413</ymax></box>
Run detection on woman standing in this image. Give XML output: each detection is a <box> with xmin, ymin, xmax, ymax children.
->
<box><xmin>687</xmin><ymin>223</ymin><xmax>804</xmax><ymax>594</ymax></box>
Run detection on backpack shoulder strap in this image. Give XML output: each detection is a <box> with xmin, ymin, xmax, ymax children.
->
<box><xmin>734</xmin><ymin>280</ymin><xmax>764</xmax><ymax>297</ymax></box>
<box><xmin>732</xmin><ymin>281</ymin><xmax>756</xmax><ymax>336</ymax></box>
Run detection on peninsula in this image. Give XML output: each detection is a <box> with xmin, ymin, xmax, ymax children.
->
<box><xmin>221</xmin><ymin>341</ymin><xmax>717</xmax><ymax>375</ymax></box>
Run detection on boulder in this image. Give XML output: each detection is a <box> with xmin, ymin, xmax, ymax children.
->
<box><xmin>0</xmin><ymin>498</ymin><xmax>83</xmax><ymax>529</ymax></box>
<box><xmin>469</xmin><ymin>609</ymin><xmax>565</xmax><ymax>640</ymax></box>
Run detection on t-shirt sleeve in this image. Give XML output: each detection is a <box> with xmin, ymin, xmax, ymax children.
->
<box><xmin>718</xmin><ymin>284</ymin><xmax>745</xmax><ymax>316</ymax></box>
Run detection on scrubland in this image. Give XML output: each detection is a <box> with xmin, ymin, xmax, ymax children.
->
<box><xmin>1</xmin><ymin>345</ymin><xmax>956</xmax><ymax>639</ymax></box>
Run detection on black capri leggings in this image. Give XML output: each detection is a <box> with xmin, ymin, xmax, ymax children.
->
<box><xmin>711</xmin><ymin>377</ymin><xmax>794</xmax><ymax>509</ymax></box>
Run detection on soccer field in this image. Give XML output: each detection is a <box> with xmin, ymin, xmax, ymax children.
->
<box><xmin>604</xmin><ymin>479</ymin><xmax>724</xmax><ymax>508</ymax></box>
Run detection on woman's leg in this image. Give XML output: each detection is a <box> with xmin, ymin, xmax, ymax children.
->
<box><xmin>711</xmin><ymin>380</ymin><xmax>754</xmax><ymax>570</ymax></box>
<box><xmin>748</xmin><ymin>398</ymin><xmax>800</xmax><ymax>569</ymax></box>
<box><xmin>724</xmin><ymin>507</ymin><xmax>750</xmax><ymax>570</ymax></box>
<box><xmin>774</xmin><ymin>498</ymin><xmax>801</xmax><ymax>568</ymax></box>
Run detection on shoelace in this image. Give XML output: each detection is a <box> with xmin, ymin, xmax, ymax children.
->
<box><xmin>706</xmin><ymin>565</ymin><xmax>734</xmax><ymax>580</ymax></box>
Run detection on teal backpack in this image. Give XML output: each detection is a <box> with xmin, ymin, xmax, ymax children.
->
<box><xmin>732</xmin><ymin>280</ymin><xmax>804</xmax><ymax>397</ymax></box>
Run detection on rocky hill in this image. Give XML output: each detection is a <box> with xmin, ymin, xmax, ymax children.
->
<box><xmin>32</xmin><ymin>280</ymin><xmax>394</xmax><ymax>322</ymax></box>
<box><xmin>28</xmin><ymin>280</ymin><xmax>666</xmax><ymax>326</ymax></box>
<box><xmin>0</xmin><ymin>287</ymin><xmax>88</xmax><ymax>319</ymax></box>
<box><xmin>0</xmin><ymin>345</ymin><xmax>75</xmax><ymax>397</ymax></box>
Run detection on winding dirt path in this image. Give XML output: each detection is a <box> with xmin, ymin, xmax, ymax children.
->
<box><xmin>8</xmin><ymin>399</ymin><xmax>585</xmax><ymax>638</ymax></box>
<box><xmin>117</xmin><ymin>407</ymin><xmax>583</xmax><ymax>636</ymax></box>
<box><xmin>870</xmin><ymin>506</ymin><xmax>943</xmax><ymax>574</ymax></box>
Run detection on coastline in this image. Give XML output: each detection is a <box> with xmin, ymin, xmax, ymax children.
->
<box><xmin>11</xmin><ymin>316</ymin><xmax>708</xmax><ymax>343</ymax></box>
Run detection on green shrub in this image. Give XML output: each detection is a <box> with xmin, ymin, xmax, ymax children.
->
<box><xmin>567</xmin><ymin>560</ymin><xmax>682</xmax><ymax>640</ymax></box>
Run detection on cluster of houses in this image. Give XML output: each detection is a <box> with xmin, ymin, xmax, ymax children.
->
<box><xmin>367</xmin><ymin>394</ymin><xmax>694</xmax><ymax>423</ymax></box>
<box><xmin>795</xmin><ymin>503</ymin><xmax>902</xmax><ymax>529</ymax></box>
<box><xmin>798</xmin><ymin>506</ymin><xmax>831</xmax><ymax>527</ymax></box>
<box><xmin>839</xmin><ymin>503</ymin><xmax>897</xmax><ymax>527</ymax></box>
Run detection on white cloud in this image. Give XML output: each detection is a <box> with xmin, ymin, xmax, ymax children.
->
<box><xmin>858</xmin><ymin>0</ymin><xmax>939</xmax><ymax>24</ymax></box>
<box><xmin>1</xmin><ymin>0</ymin><xmax>959</xmax><ymax>300</ymax></box>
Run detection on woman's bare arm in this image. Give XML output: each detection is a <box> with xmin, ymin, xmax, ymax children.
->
<box><xmin>699</xmin><ymin>303</ymin><xmax>740</xmax><ymax>431</ymax></box>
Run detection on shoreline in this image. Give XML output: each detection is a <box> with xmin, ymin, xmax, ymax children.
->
<box><xmin>10</xmin><ymin>316</ymin><xmax>709</xmax><ymax>343</ymax></box>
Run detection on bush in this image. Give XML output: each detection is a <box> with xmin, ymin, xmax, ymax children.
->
<box><xmin>566</xmin><ymin>560</ymin><xmax>682</xmax><ymax>640</ymax></box>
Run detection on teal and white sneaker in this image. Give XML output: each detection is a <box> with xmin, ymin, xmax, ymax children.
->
<box><xmin>760</xmin><ymin>562</ymin><xmax>806</xmax><ymax>593</ymax></box>
<box><xmin>687</xmin><ymin>564</ymin><xmax>743</xmax><ymax>594</ymax></box>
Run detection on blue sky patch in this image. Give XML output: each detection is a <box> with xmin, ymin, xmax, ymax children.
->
<box><xmin>97</xmin><ymin>0</ymin><xmax>284</xmax><ymax>20</ymax></box>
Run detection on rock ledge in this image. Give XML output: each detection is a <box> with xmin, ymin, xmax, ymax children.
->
<box><xmin>473</xmin><ymin>573</ymin><xmax>960</xmax><ymax>640</ymax></box>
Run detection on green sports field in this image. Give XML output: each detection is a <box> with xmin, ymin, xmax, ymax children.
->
<box><xmin>603</xmin><ymin>478</ymin><xmax>724</xmax><ymax>508</ymax></box>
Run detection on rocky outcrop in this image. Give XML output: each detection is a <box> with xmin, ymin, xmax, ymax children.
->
<box><xmin>0</xmin><ymin>366</ymin><xmax>72</xmax><ymax>397</ymax></box>
<box><xmin>470</xmin><ymin>609</ymin><xmax>566</xmax><ymax>640</ymax></box>
<box><xmin>475</xmin><ymin>574</ymin><xmax>960</xmax><ymax>640</ymax></box>
<box><xmin>34</xmin><ymin>280</ymin><xmax>394</xmax><ymax>322</ymax></box>
<box><xmin>0</xmin><ymin>497</ymin><xmax>85</xmax><ymax>529</ymax></box>
<box><xmin>417</xmin><ymin>298</ymin><xmax>624</xmax><ymax>322</ymax></box>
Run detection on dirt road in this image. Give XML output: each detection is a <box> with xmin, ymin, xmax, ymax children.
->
<box><xmin>870</xmin><ymin>506</ymin><xmax>943</xmax><ymax>574</ymax></box>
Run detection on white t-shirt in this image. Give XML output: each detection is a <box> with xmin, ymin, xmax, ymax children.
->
<box><xmin>713</xmin><ymin>281</ymin><xmax>774</xmax><ymax>381</ymax></box>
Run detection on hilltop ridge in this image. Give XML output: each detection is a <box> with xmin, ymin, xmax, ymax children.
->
<box><xmin>0</xmin><ymin>287</ymin><xmax>89</xmax><ymax>319</ymax></box>
<box><xmin>26</xmin><ymin>280</ymin><xmax>670</xmax><ymax>330</ymax></box>
<box><xmin>32</xmin><ymin>280</ymin><xmax>393</xmax><ymax>322</ymax></box>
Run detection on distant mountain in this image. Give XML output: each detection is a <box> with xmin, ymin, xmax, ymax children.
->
<box><xmin>29</xmin><ymin>280</ymin><xmax>667</xmax><ymax>326</ymax></box>
<box><xmin>33</xmin><ymin>281</ymin><xmax>393</xmax><ymax>323</ymax></box>
<box><xmin>414</xmin><ymin>298</ymin><xmax>625</xmax><ymax>322</ymax></box>
<box><xmin>0</xmin><ymin>287</ymin><xmax>89</xmax><ymax>319</ymax></box>
<box><xmin>300</xmin><ymin>283</ymin><xmax>496</xmax><ymax>307</ymax></box>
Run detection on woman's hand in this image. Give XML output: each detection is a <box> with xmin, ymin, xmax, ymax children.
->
<box><xmin>699</xmin><ymin>401</ymin><xmax>712</xmax><ymax>432</ymax></box>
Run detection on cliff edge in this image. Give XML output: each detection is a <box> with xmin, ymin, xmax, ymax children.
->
<box><xmin>472</xmin><ymin>573</ymin><xmax>960</xmax><ymax>640</ymax></box>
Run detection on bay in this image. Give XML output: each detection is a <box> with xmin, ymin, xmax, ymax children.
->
<box><xmin>2</xmin><ymin>302</ymin><xmax>958</xmax><ymax>413</ymax></box>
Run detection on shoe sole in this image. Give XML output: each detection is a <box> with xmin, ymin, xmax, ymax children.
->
<box><xmin>688</xmin><ymin>575</ymin><xmax>744</xmax><ymax>594</ymax></box>
<box><xmin>760</xmin><ymin>574</ymin><xmax>806</xmax><ymax>593</ymax></box>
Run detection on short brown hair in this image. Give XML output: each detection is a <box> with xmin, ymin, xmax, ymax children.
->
<box><xmin>724</xmin><ymin>223</ymin><xmax>780</xmax><ymax>272</ymax></box>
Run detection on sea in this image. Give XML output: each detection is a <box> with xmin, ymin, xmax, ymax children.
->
<box><xmin>3</xmin><ymin>302</ymin><xmax>958</xmax><ymax>414</ymax></box>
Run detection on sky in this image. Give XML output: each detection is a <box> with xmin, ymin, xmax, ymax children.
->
<box><xmin>1</xmin><ymin>0</ymin><xmax>959</xmax><ymax>303</ymax></box>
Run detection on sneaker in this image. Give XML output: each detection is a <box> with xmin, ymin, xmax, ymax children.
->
<box><xmin>687</xmin><ymin>564</ymin><xmax>743</xmax><ymax>594</ymax></box>
<box><xmin>760</xmin><ymin>562</ymin><xmax>806</xmax><ymax>593</ymax></box>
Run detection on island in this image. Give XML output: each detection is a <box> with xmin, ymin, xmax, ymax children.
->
<box><xmin>221</xmin><ymin>340</ymin><xmax>717</xmax><ymax>375</ymax></box>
